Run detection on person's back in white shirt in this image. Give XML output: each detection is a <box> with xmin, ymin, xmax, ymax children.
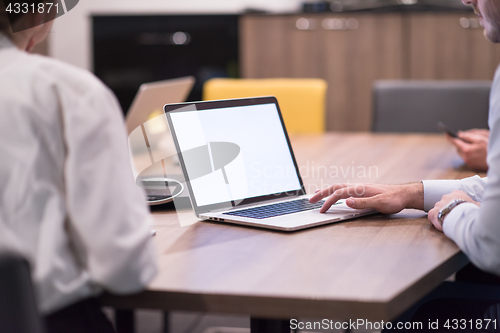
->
<box><xmin>0</xmin><ymin>33</ymin><xmax>157</xmax><ymax>315</ymax></box>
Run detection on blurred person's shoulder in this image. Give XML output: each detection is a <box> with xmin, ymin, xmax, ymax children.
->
<box><xmin>25</xmin><ymin>53</ymin><xmax>111</xmax><ymax>99</ymax></box>
<box><xmin>0</xmin><ymin>50</ymin><xmax>113</xmax><ymax>105</ymax></box>
<box><xmin>0</xmin><ymin>50</ymin><xmax>123</xmax><ymax>137</ymax></box>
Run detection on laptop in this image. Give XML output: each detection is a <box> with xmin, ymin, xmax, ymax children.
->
<box><xmin>126</xmin><ymin>76</ymin><xmax>194</xmax><ymax>205</ymax></box>
<box><xmin>165</xmin><ymin>96</ymin><xmax>376</xmax><ymax>231</ymax></box>
<box><xmin>125</xmin><ymin>76</ymin><xmax>195</xmax><ymax>134</ymax></box>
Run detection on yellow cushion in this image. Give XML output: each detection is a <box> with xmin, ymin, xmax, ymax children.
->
<box><xmin>203</xmin><ymin>78</ymin><xmax>327</xmax><ymax>134</ymax></box>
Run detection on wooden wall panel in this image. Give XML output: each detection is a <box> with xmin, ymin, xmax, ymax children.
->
<box><xmin>240</xmin><ymin>16</ymin><xmax>290</xmax><ymax>78</ymax></box>
<box><xmin>240</xmin><ymin>12</ymin><xmax>499</xmax><ymax>132</ymax></box>
<box><xmin>323</xmin><ymin>13</ymin><xmax>404</xmax><ymax>131</ymax></box>
<box><xmin>409</xmin><ymin>13</ymin><xmax>500</xmax><ymax>80</ymax></box>
<box><xmin>286</xmin><ymin>16</ymin><xmax>323</xmax><ymax>78</ymax></box>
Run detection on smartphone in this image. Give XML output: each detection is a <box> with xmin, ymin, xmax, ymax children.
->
<box><xmin>437</xmin><ymin>121</ymin><xmax>459</xmax><ymax>138</ymax></box>
<box><xmin>437</xmin><ymin>122</ymin><xmax>470</xmax><ymax>143</ymax></box>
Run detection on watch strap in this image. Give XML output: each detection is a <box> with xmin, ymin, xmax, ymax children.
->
<box><xmin>437</xmin><ymin>199</ymin><xmax>468</xmax><ymax>226</ymax></box>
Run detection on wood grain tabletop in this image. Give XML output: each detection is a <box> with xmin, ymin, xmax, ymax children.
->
<box><xmin>102</xmin><ymin>133</ymin><xmax>482</xmax><ymax>321</ymax></box>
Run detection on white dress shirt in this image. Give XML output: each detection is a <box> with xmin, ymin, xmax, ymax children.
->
<box><xmin>422</xmin><ymin>64</ymin><xmax>500</xmax><ymax>276</ymax></box>
<box><xmin>0</xmin><ymin>35</ymin><xmax>157</xmax><ymax>314</ymax></box>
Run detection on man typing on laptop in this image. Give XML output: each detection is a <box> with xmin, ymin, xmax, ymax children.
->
<box><xmin>311</xmin><ymin>0</ymin><xmax>500</xmax><ymax>279</ymax></box>
<box><xmin>311</xmin><ymin>0</ymin><xmax>500</xmax><ymax>327</ymax></box>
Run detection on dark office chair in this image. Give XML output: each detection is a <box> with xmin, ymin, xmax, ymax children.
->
<box><xmin>0</xmin><ymin>252</ymin><xmax>43</xmax><ymax>333</ymax></box>
<box><xmin>372</xmin><ymin>80</ymin><xmax>491</xmax><ymax>133</ymax></box>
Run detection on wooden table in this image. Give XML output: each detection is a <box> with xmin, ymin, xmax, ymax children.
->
<box><xmin>102</xmin><ymin>133</ymin><xmax>480</xmax><ymax>330</ymax></box>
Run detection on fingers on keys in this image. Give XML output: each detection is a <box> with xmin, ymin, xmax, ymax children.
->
<box><xmin>315</xmin><ymin>185</ymin><xmax>368</xmax><ymax>213</ymax></box>
<box><xmin>310</xmin><ymin>184</ymin><xmax>348</xmax><ymax>203</ymax></box>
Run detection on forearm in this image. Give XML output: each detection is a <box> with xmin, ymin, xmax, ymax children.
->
<box><xmin>401</xmin><ymin>182</ymin><xmax>424</xmax><ymax>211</ymax></box>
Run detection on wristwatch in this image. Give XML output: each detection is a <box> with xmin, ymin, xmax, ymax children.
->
<box><xmin>437</xmin><ymin>199</ymin><xmax>468</xmax><ymax>226</ymax></box>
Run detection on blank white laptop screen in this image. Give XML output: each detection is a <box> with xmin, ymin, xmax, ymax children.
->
<box><xmin>169</xmin><ymin>103</ymin><xmax>302</xmax><ymax>207</ymax></box>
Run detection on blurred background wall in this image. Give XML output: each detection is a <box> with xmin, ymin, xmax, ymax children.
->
<box><xmin>45</xmin><ymin>0</ymin><xmax>499</xmax><ymax>132</ymax></box>
<box><xmin>49</xmin><ymin>0</ymin><xmax>303</xmax><ymax>70</ymax></box>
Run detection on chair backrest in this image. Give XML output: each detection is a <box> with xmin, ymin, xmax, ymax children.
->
<box><xmin>0</xmin><ymin>252</ymin><xmax>43</xmax><ymax>333</ymax></box>
<box><xmin>372</xmin><ymin>80</ymin><xmax>491</xmax><ymax>133</ymax></box>
<box><xmin>203</xmin><ymin>78</ymin><xmax>328</xmax><ymax>134</ymax></box>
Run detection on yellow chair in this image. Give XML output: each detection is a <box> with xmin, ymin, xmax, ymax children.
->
<box><xmin>203</xmin><ymin>78</ymin><xmax>327</xmax><ymax>134</ymax></box>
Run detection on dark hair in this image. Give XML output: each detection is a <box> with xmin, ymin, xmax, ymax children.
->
<box><xmin>0</xmin><ymin>0</ymin><xmax>10</xmax><ymax>32</ymax></box>
<box><xmin>0</xmin><ymin>0</ymin><xmax>47</xmax><ymax>33</ymax></box>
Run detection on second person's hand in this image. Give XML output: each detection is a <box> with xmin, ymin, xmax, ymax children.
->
<box><xmin>447</xmin><ymin>130</ymin><xmax>488</xmax><ymax>172</ymax></box>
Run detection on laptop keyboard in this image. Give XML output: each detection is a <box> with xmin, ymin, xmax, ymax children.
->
<box><xmin>223</xmin><ymin>198</ymin><xmax>328</xmax><ymax>219</ymax></box>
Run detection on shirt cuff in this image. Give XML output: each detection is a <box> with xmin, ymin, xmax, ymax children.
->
<box><xmin>442</xmin><ymin>202</ymin><xmax>480</xmax><ymax>240</ymax></box>
<box><xmin>422</xmin><ymin>179</ymin><xmax>462</xmax><ymax>212</ymax></box>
